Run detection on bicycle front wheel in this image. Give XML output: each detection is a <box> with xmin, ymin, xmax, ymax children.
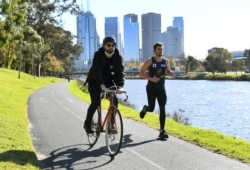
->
<box><xmin>105</xmin><ymin>107</ymin><xmax>123</xmax><ymax>156</ymax></box>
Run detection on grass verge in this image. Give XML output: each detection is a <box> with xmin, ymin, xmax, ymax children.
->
<box><xmin>69</xmin><ymin>79</ymin><xmax>250</xmax><ymax>164</ymax></box>
<box><xmin>0</xmin><ymin>68</ymin><xmax>64</xmax><ymax>170</ymax></box>
<box><xmin>176</xmin><ymin>72</ymin><xmax>250</xmax><ymax>81</ymax></box>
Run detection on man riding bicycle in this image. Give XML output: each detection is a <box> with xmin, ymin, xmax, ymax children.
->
<box><xmin>83</xmin><ymin>37</ymin><xmax>125</xmax><ymax>134</ymax></box>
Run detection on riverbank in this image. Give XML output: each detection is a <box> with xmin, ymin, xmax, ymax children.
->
<box><xmin>125</xmin><ymin>72</ymin><xmax>250</xmax><ymax>81</ymax></box>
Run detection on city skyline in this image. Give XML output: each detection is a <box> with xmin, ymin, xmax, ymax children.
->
<box><xmin>62</xmin><ymin>0</ymin><xmax>250</xmax><ymax>59</ymax></box>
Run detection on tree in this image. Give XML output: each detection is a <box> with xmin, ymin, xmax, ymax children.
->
<box><xmin>244</xmin><ymin>49</ymin><xmax>250</xmax><ymax>58</ymax></box>
<box><xmin>185</xmin><ymin>55</ymin><xmax>198</xmax><ymax>73</ymax></box>
<box><xmin>232</xmin><ymin>59</ymin><xmax>245</xmax><ymax>75</ymax></box>
<box><xmin>204</xmin><ymin>47</ymin><xmax>233</xmax><ymax>75</ymax></box>
<box><xmin>0</xmin><ymin>0</ymin><xmax>81</xmax><ymax>78</ymax></box>
<box><xmin>26</xmin><ymin>0</ymin><xmax>80</xmax><ymax>76</ymax></box>
<box><xmin>204</xmin><ymin>54</ymin><xmax>216</xmax><ymax>75</ymax></box>
<box><xmin>244</xmin><ymin>49</ymin><xmax>250</xmax><ymax>67</ymax></box>
<box><xmin>42</xmin><ymin>53</ymin><xmax>65</xmax><ymax>76</ymax></box>
<box><xmin>27</xmin><ymin>0</ymin><xmax>79</xmax><ymax>26</ymax></box>
<box><xmin>0</xmin><ymin>0</ymin><xmax>29</xmax><ymax>71</ymax></box>
<box><xmin>22</xmin><ymin>26</ymin><xmax>45</xmax><ymax>76</ymax></box>
<box><xmin>32</xmin><ymin>24</ymin><xmax>81</xmax><ymax>76</ymax></box>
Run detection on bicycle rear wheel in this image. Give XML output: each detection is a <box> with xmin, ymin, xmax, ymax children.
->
<box><xmin>105</xmin><ymin>107</ymin><xmax>123</xmax><ymax>156</ymax></box>
<box><xmin>87</xmin><ymin>112</ymin><xmax>100</xmax><ymax>147</ymax></box>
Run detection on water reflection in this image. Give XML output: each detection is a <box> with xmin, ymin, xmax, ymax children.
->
<box><xmin>124</xmin><ymin>79</ymin><xmax>250</xmax><ymax>141</ymax></box>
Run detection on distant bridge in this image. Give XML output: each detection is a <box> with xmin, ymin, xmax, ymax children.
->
<box><xmin>69</xmin><ymin>70</ymin><xmax>185</xmax><ymax>79</ymax></box>
<box><xmin>71</xmin><ymin>70</ymin><xmax>140</xmax><ymax>76</ymax></box>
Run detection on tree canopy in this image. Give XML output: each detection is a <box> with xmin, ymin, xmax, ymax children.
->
<box><xmin>204</xmin><ymin>48</ymin><xmax>233</xmax><ymax>75</ymax></box>
<box><xmin>0</xmin><ymin>0</ymin><xmax>81</xmax><ymax>77</ymax></box>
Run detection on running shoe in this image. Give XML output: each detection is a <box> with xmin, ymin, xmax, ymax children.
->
<box><xmin>158</xmin><ymin>130</ymin><xmax>169</xmax><ymax>139</ymax></box>
<box><xmin>84</xmin><ymin>123</ymin><xmax>94</xmax><ymax>134</ymax></box>
<box><xmin>140</xmin><ymin>105</ymin><xmax>147</xmax><ymax>119</ymax></box>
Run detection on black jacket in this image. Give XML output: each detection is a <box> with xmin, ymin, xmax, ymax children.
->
<box><xmin>85</xmin><ymin>47</ymin><xmax>125</xmax><ymax>88</ymax></box>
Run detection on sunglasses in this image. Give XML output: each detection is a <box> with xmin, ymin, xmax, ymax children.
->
<box><xmin>106</xmin><ymin>43</ymin><xmax>115</xmax><ymax>47</ymax></box>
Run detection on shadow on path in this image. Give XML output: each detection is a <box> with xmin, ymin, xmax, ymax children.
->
<box><xmin>39</xmin><ymin>144</ymin><xmax>114</xmax><ymax>170</ymax></box>
<box><xmin>38</xmin><ymin>134</ymin><xmax>166</xmax><ymax>169</ymax></box>
<box><xmin>122</xmin><ymin>134</ymin><xmax>164</xmax><ymax>148</ymax></box>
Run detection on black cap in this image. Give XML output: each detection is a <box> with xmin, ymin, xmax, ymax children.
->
<box><xmin>103</xmin><ymin>37</ymin><xmax>116</xmax><ymax>45</ymax></box>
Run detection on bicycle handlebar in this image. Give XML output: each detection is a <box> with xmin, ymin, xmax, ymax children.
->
<box><xmin>101</xmin><ymin>90</ymin><xmax>128</xmax><ymax>102</ymax></box>
<box><xmin>121</xmin><ymin>91</ymin><xmax>128</xmax><ymax>102</ymax></box>
<box><xmin>100</xmin><ymin>82</ymin><xmax>128</xmax><ymax>102</ymax></box>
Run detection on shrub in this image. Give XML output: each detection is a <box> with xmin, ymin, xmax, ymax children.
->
<box><xmin>167</xmin><ymin>109</ymin><xmax>191</xmax><ymax>125</ymax></box>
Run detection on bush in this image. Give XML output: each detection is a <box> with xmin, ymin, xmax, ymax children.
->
<box><xmin>167</xmin><ymin>109</ymin><xmax>191</xmax><ymax>125</ymax></box>
<box><xmin>238</xmin><ymin>74</ymin><xmax>250</xmax><ymax>81</ymax></box>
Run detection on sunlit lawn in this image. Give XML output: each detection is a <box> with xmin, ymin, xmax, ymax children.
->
<box><xmin>0</xmin><ymin>68</ymin><xmax>64</xmax><ymax>169</ymax></box>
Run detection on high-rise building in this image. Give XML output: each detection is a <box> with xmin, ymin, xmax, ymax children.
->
<box><xmin>141</xmin><ymin>12</ymin><xmax>161</xmax><ymax>61</ymax></box>
<box><xmin>75</xmin><ymin>11</ymin><xmax>99</xmax><ymax>71</ymax></box>
<box><xmin>161</xmin><ymin>26</ymin><xmax>181</xmax><ymax>58</ymax></box>
<box><xmin>105</xmin><ymin>17</ymin><xmax>121</xmax><ymax>51</ymax></box>
<box><xmin>173</xmin><ymin>17</ymin><xmax>184</xmax><ymax>57</ymax></box>
<box><xmin>123</xmin><ymin>14</ymin><xmax>139</xmax><ymax>62</ymax></box>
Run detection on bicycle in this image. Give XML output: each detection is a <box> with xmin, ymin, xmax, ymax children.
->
<box><xmin>86</xmin><ymin>85</ymin><xmax>128</xmax><ymax>156</ymax></box>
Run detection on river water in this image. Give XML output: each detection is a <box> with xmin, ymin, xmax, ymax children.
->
<box><xmin>123</xmin><ymin>79</ymin><xmax>250</xmax><ymax>141</ymax></box>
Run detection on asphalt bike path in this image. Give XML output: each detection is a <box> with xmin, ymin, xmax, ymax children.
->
<box><xmin>28</xmin><ymin>81</ymin><xmax>250</xmax><ymax>170</ymax></box>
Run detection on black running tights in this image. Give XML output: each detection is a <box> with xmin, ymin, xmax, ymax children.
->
<box><xmin>146</xmin><ymin>85</ymin><xmax>167</xmax><ymax>130</ymax></box>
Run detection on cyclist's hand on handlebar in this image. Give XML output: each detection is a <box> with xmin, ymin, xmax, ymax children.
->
<box><xmin>101</xmin><ymin>84</ymin><xmax>111</xmax><ymax>93</ymax></box>
<box><xmin>116</xmin><ymin>87</ymin><xmax>124</xmax><ymax>94</ymax></box>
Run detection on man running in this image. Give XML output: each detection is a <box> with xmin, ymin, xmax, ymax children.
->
<box><xmin>139</xmin><ymin>42</ymin><xmax>174</xmax><ymax>139</ymax></box>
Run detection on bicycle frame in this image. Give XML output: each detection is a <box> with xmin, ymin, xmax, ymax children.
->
<box><xmin>87</xmin><ymin>86</ymin><xmax>128</xmax><ymax>156</ymax></box>
<box><xmin>97</xmin><ymin>92</ymin><xmax>116</xmax><ymax>133</ymax></box>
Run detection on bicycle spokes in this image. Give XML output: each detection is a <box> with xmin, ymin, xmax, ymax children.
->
<box><xmin>105</xmin><ymin>109</ymin><xmax>123</xmax><ymax>156</ymax></box>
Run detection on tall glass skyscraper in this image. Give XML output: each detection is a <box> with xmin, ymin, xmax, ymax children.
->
<box><xmin>173</xmin><ymin>17</ymin><xmax>184</xmax><ymax>57</ymax></box>
<box><xmin>105</xmin><ymin>17</ymin><xmax>121</xmax><ymax>51</ymax></box>
<box><xmin>141</xmin><ymin>12</ymin><xmax>161</xmax><ymax>61</ymax></box>
<box><xmin>75</xmin><ymin>11</ymin><xmax>99</xmax><ymax>71</ymax></box>
<box><xmin>161</xmin><ymin>26</ymin><xmax>182</xmax><ymax>58</ymax></box>
<box><xmin>123</xmin><ymin>14</ymin><xmax>139</xmax><ymax>62</ymax></box>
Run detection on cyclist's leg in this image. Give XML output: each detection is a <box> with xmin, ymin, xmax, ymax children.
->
<box><xmin>87</xmin><ymin>109</ymin><xmax>100</xmax><ymax>146</ymax></box>
<box><xmin>84</xmin><ymin>83</ymin><xmax>101</xmax><ymax>132</ymax></box>
<box><xmin>113</xmin><ymin>94</ymin><xmax>118</xmax><ymax>108</ymax></box>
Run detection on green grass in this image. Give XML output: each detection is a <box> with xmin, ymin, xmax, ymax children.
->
<box><xmin>0</xmin><ymin>68</ymin><xmax>64</xmax><ymax>170</ymax></box>
<box><xmin>69</xmin><ymin>80</ymin><xmax>250</xmax><ymax>164</ymax></box>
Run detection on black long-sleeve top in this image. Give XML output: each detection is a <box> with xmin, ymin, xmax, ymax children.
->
<box><xmin>85</xmin><ymin>47</ymin><xmax>125</xmax><ymax>88</ymax></box>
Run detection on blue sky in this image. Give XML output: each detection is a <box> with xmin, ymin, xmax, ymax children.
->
<box><xmin>62</xmin><ymin>0</ymin><xmax>250</xmax><ymax>59</ymax></box>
